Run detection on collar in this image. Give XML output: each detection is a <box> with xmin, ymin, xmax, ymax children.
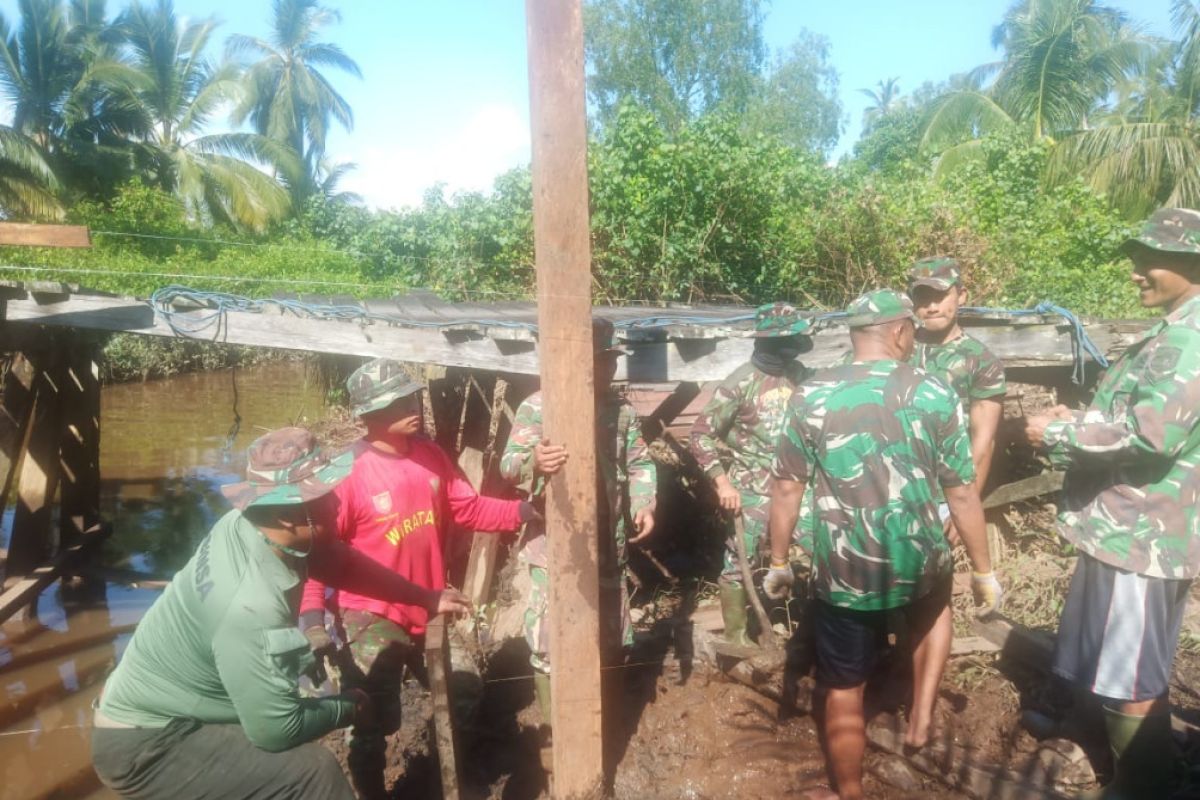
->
<box><xmin>1164</xmin><ymin>291</ymin><xmax>1200</xmax><ymax>325</ymax></box>
<box><xmin>236</xmin><ymin>514</ymin><xmax>304</xmax><ymax>590</ymax></box>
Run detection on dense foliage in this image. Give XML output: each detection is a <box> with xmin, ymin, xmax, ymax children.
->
<box><xmin>0</xmin><ymin>0</ymin><xmax>1176</xmax><ymax>328</ymax></box>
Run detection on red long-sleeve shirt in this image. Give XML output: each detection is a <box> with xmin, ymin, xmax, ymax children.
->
<box><xmin>301</xmin><ymin>437</ymin><xmax>522</xmax><ymax>635</ymax></box>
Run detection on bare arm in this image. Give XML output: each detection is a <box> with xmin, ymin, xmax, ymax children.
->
<box><xmin>767</xmin><ymin>477</ymin><xmax>806</xmax><ymax>565</ymax></box>
<box><xmin>943</xmin><ymin>482</ymin><xmax>991</xmax><ymax>576</ymax></box>
<box><xmin>968</xmin><ymin>398</ymin><xmax>1003</xmax><ymax>491</ymax></box>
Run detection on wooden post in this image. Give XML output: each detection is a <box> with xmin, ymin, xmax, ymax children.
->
<box><xmin>425</xmin><ymin>614</ymin><xmax>463</xmax><ymax>800</ymax></box>
<box><xmin>525</xmin><ymin>0</ymin><xmax>604</xmax><ymax>794</ymax></box>
<box><xmin>58</xmin><ymin>338</ymin><xmax>102</xmax><ymax>548</ymax></box>
<box><xmin>0</xmin><ymin>351</ymin><xmax>38</xmax><ymax>578</ymax></box>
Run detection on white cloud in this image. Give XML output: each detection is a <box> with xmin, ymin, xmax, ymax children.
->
<box><xmin>341</xmin><ymin>102</ymin><xmax>530</xmax><ymax>210</ymax></box>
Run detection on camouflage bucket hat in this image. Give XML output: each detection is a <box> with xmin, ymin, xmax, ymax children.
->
<box><xmin>907</xmin><ymin>256</ymin><xmax>961</xmax><ymax>291</ymax></box>
<box><xmin>1121</xmin><ymin>208</ymin><xmax>1200</xmax><ymax>256</ymax></box>
<box><xmin>220</xmin><ymin>427</ymin><xmax>353</xmax><ymax>510</ymax></box>
<box><xmin>844</xmin><ymin>288</ymin><xmax>919</xmax><ymax>328</ymax></box>
<box><xmin>592</xmin><ymin>317</ymin><xmax>628</xmax><ymax>356</ymax></box>
<box><xmin>348</xmin><ymin>358</ymin><xmax>425</xmax><ymax>418</ymax></box>
<box><xmin>751</xmin><ymin>302</ymin><xmax>814</xmax><ymax>338</ymax></box>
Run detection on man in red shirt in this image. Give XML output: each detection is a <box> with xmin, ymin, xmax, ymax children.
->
<box><xmin>300</xmin><ymin>359</ymin><xmax>537</xmax><ymax>799</ymax></box>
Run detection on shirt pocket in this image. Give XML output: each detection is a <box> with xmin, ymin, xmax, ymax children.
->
<box><xmin>264</xmin><ymin>627</ymin><xmax>315</xmax><ymax>680</ymax></box>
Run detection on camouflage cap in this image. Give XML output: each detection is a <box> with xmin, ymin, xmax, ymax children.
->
<box><xmin>751</xmin><ymin>302</ymin><xmax>814</xmax><ymax>338</ymax></box>
<box><xmin>220</xmin><ymin>427</ymin><xmax>352</xmax><ymax>510</ymax></box>
<box><xmin>844</xmin><ymin>288</ymin><xmax>919</xmax><ymax>328</ymax></box>
<box><xmin>1121</xmin><ymin>208</ymin><xmax>1200</xmax><ymax>256</ymax></box>
<box><xmin>592</xmin><ymin>317</ymin><xmax>628</xmax><ymax>356</ymax></box>
<box><xmin>348</xmin><ymin>358</ymin><xmax>425</xmax><ymax>418</ymax></box>
<box><xmin>907</xmin><ymin>256</ymin><xmax>961</xmax><ymax>291</ymax></box>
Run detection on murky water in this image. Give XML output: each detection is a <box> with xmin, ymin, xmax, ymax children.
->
<box><xmin>0</xmin><ymin>361</ymin><xmax>328</xmax><ymax>800</ymax></box>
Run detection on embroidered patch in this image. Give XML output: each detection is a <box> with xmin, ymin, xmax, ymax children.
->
<box><xmin>372</xmin><ymin>491</ymin><xmax>393</xmax><ymax>514</ymax></box>
<box><xmin>1147</xmin><ymin>345</ymin><xmax>1182</xmax><ymax>383</ymax></box>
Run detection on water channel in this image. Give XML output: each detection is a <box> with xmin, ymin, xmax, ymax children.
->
<box><xmin>0</xmin><ymin>361</ymin><xmax>328</xmax><ymax>799</ymax></box>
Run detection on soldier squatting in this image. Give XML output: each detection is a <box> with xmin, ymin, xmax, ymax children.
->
<box><xmin>90</xmin><ymin>207</ymin><xmax>1200</xmax><ymax>799</ymax></box>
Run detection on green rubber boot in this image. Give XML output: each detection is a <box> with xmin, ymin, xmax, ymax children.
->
<box><xmin>719</xmin><ymin>579</ymin><xmax>753</xmax><ymax>647</ymax></box>
<box><xmin>533</xmin><ymin>671</ymin><xmax>552</xmax><ymax>729</ymax></box>
<box><xmin>1081</xmin><ymin>706</ymin><xmax>1174</xmax><ymax>799</ymax></box>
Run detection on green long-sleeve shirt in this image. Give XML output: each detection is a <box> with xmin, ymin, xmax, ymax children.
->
<box><xmin>98</xmin><ymin>510</ymin><xmax>355</xmax><ymax>751</ymax></box>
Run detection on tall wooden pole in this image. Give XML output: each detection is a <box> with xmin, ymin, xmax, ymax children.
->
<box><xmin>524</xmin><ymin>0</ymin><xmax>604</xmax><ymax>796</ymax></box>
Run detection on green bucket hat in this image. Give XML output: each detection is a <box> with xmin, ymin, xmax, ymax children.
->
<box><xmin>907</xmin><ymin>256</ymin><xmax>961</xmax><ymax>291</ymax></box>
<box><xmin>347</xmin><ymin>358</ymin><xmax>425</xmax><ymax>418</ymax></box>
<box><xmin>220</xmin><ymin>427</ymin><xmax>353</xmax><ymax>511</ymax></box>
<box><xmin>844</xmin><ymin>288</ymin><xmax>919</xmax><ymax>328</ymax></box>
<box><xmin>1121</xmin><ymin>208</ymin><xmax>1200</xmax><ymax>256</ymax></box>
<box><xmin>751</xmin><ymin>302</ymin><xmax>814</xmax><ymax>338</ymax></box>
<box><xmin>592</xmin><ymin>317</ymin><xmax>628</xmax><ymax>355</ymax></box>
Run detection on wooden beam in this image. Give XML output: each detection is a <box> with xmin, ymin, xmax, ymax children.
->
<box><xmin>5</xmin><ymin>347</ymin><xmax>64</xmax><ymax>590</ymax></box>
<box><xmin>424</xmin><ymin>614</ymin><xmax>462</xmax><ymax>800</ymax></box>
<box><xmin>0</xmin><ymin>222</ymin><xmax>90</xmax><ymax>248</ymax></box>
<box><xmin>57</xmin><ymin>340</ymin><xmax>102</xmax><ymax>548</ymax></box>
<box><xmin>525</xmin><ymin>0</ymin><xmax>604</xmax><ymax>793</ymax></box>
<box><xmin>0</xmin><ymin>291</ymin><xmax>1154</xmax><ymax>381</ymax></box>
<box><xmin>0</xmin><ymin>352</ymin><xmax>38</xmax><ymax>576</ymax></box>
<box><xmin>0</xmin><ymin>523</ymin><xmax>109</xmax><ymax>625</ymax></box>
<box><xmin>983</xmin><ymin>471</ymin><xmax>1066</xmax><ymax>509</ymax></box>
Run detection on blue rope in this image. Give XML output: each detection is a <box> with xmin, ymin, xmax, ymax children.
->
<box><xmin>962</xmin><ymin>302</ymin><xmax>1108</xmax><ymax>385</ymax></box>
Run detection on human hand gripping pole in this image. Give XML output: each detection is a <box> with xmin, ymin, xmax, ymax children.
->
<box><xmin>971</xmin><ymin>572</ymin><xmax>1004</xmax><ymax>617</ymax></box>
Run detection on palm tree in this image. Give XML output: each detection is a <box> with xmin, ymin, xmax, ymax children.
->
<box><xmin>1049</xmin><ymin>0</ymin><xmax>1200</xmax><ymax>215</ymax></box>
<box><xmin>0</xmin><ymin>0</ymin><xmax>146</xmax><ymax>211</ymax></box>
<box><xmin>920</xmin><ymin>0</ymin><xmax>1147</xmax><ymax>172</ymax></box>
<box><xmin>117</xmin><ymin>0</ymin><xmax>294</xmax><ymax>230</ymax></box>
<box><xmin>226</xmin><ymin>0</ymin><xmax>360</xmax><ymax>205</ymax></box>
<box><xmin>860</xmin><ymin>77</ymin><xmax>901</xmax><ymax>129</ymax></box>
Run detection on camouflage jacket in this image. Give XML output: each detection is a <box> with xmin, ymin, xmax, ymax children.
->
<box><xmin>1045</xmin><ymin>293</ymin><xmax>1200</xmax><ymax>579</ymax></box>
<box><xmin>911</xmin><ymin>331</ymin><xmax>1007</xmax><ymax>416</ymax></box>
<box><xmin>690</xmin><ymin>361</ymin><xmax>812</xmax><ymax>498</ymax></box>
<box><xmin>499</xmin><ymin>390</ymin><xmax>657</xmax><ymax>568</ymax></box>
<box><xmin>772</xmin><ymin>360</ymin><xmax>974</xmax><ymax>611</ymax></box>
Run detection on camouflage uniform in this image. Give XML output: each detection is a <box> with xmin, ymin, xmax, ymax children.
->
<box><xmin>1041</xmin><ymin>208</ymin><xmax>1200</xmax><ymax>797</ymax></box>
<box><xmin>1045</xmin><ymin>233</ymin><xmax>1200</xmax><ymax>579</ymax></box>
<box><xmin>907</xmin><ymin>257</ymin><xmax>1007</xmax><ymax>417</ymax></box>
<box><xmin>690</xmin><ymin>303</ymin><xmax>816</xmax><ymax>576</ymax></box>
<box><xmin>500</xmin><ymin>389</ymin><xmax>656</xmax><ymax>673</ymax></box>
<box><xmin>772</xmin><ymin>290</ymin><xmax>975</xmax><ymax>611</ymax></box>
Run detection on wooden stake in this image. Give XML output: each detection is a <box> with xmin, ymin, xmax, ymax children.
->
<box><xmin>425</xmin><ymin>614</ymin><xmax>462</xmax><ymax>800</ymax></box>
<box><xmin>525</xmin><ymin>0</ymin><xmax>604</xmax><ymax>794</ymax></box>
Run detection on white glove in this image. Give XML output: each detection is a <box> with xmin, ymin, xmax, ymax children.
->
<box><xmin>763</xmin><ymin>562</ymin><xmax>794</xmax><ymax>600</ymax></box>
<box><xmin>972</xmin><ymin>571</ymin><xmax>1004</xmax><ymax>617</ymax></box>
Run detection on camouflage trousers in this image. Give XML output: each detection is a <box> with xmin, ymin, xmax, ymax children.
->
<box><xmin>526</xmin><ymin>565</ymin><xmax>633</xmax><ymax>675</ymax></box>
<box><xmin>336</xmin><ymin>609</ymin><xmax>424</xmax><ymax>798</ymax></box>
<box><xmin>721</xmin><ymin>488</ymin><xmax>815</xmax><ymax>580</ymax></box>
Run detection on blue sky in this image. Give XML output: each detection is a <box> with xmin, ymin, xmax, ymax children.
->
<box><xmin>0</xmin><ymin>0</ymin><xmax>1178</xmax><ymax>209</ymax></box>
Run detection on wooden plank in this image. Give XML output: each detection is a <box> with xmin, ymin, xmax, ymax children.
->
<box><xmin>525</xmin><ymin>0</ymin><xmax>605</xmax><ymax>792</ymax></box>
<box><xmin>4</xmin><ymin>348</ymin><xmax>64</xmax><ymax>589</ymax></box>
<box><xmin>0</xmin><ymin>524</ymin><xmax>109</xmax><ymax>625</ymax></box>
<box><xmin>0</xmin><ymin>352</ymin><xmax>38</xmax><ymax>576</ymax></box>
<box><xmin>983</xmin><ymin>471</ymin><xmax>1065</xmax><ymax>509</ymax></box>
<box><xmin>640</xmin><ymin>381</ymin><xmax>700</xmax><ymax>441</ymax></box>
<box><xmin>424</xmin><ymin>614</ymin><xmax>462</xmax><ymax>800</ymax></box>
<box><xmin>0</xmin><ymin>222</ymin><xmax>90</xmax><ymax>248</ymax></box>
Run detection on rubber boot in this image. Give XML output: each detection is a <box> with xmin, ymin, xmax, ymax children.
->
<box><xmin>533</xmin><ymin>672</ymin><xmax>554</xmax><ymax>775</ymax></box>
<box><xmin>347</xmin><ymin>730</ymin><xmax>389</xmax><ymax>800</ymax></box>
<box><xmin>1081</xmin><ymin>706</ymin><xmax>1174</xmax><ymax>799</ymax></box>
<box><xmin>719</xmin><ymin>580</ymin><xmax>753</xmax><ymax>647</ymax></box>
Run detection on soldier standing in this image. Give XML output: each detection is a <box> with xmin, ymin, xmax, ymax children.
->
<box><xmin>1023</xmin><ymin>208</ymin><xmax>1200</xmax><ymax>799</ymax></box>
<box><xmin>690</xmin><ymin>302</ymin><xmax>814</xmax><ymax>646</ymax></box>
<box><xmin>299</xmin><ymin>360</ymin><xmax>536</xmax><ymax>800</ymax></box>
<box><xmin>499</xmin><ymin>317</ymin><xmax>657</xmax><ymax>726</ymax></box>
<box><xmin>764</xmin><ymin>290</ymin><xmax>1001</xmax><ymax>800</ymax></box>
<box><xmin>907</xmin><ymin>257</ymin><xmax>1007</xmax><ymax>524</ymax></box>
